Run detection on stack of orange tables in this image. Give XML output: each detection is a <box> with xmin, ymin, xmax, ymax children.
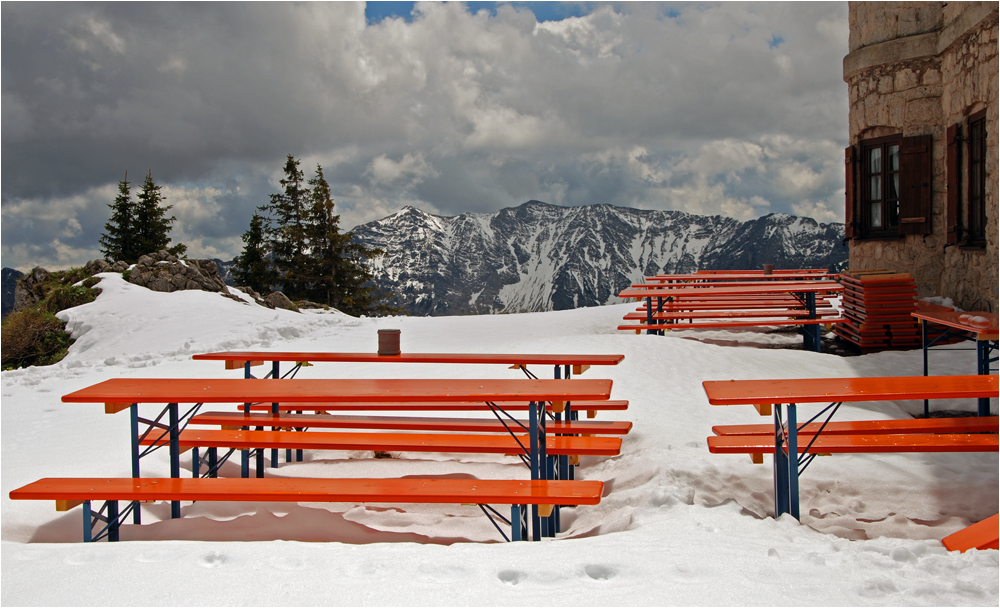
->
<box><xmin>835</xmin><ymin>270</ymin><xmax>921</xmax><ymax>352</ymax></box>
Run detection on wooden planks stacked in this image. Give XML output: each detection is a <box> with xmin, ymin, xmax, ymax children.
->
<box><xmin>835</xmin><ymin>270</ymin><xmax>921</xmax><ymax>351</ymax></box>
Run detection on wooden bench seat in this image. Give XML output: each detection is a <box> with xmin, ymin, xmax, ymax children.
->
<box><xmin>140</xmin><ymin>429</ymin><xmax>623</xmax><ymax>458</ymax></box>
<box><xmin>9</xmin><ymin>477</ymin><xmax>604</xmax><ymax>543</ymax></box>
<box><xmin>623</xmin><ymin>309</ymin><xmax>840</xmax><ymax>321</ymax></box>
<box><xmin>707</xmin><ymin>432</ymin><xmax>998</xmax><ymax>455</ymax></box>
<box><xmin>942</xmin><ymin>513</ymin><xmax>1000</xmax><ymax>552</ymax></box>
<box><xmin>712</xmin><ymin>416</ymin><xmax>999</xmax><ymax>437</ymax></box>
<box><xmin>242</xmin><ymin>400</ymin><xmax>628</xmax><ymax>415</ymax></box>
<box><xmin>191</xmin><ymin>411</ymin><xmax>633</xmax><ymax>435</ymax></box>
<box><xmin>618</xmin><ymin>318</ymin><xmax>846</xmax><ymax>332</ymax></box>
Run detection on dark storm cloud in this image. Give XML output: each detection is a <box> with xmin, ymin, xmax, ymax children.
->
<box><xmin>2</xmin><ymin>1</ymin><xmax>849</xmax><ymax>270</ymax></box>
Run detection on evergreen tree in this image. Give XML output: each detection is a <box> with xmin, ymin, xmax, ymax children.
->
<box><xmin>99</xmin><ymin>172</ymin><xmax>139</xmax><ymax>263</ymax></box>
<box><xmin>303</xmin><ymin>164</ymin><xmax>397</xmax><ymax>315</ymax></box>
<box><xmin>232</xmin><ymin>212</ymin><xmax>274</xmax><ymax>294</ymax></box>
<box><xmin>133</xmin><ymin>170</ymin><xmax>186</xmax><ymax>257</ymax></box>
<box><xmin>303</xmin><ymin>165</ymin><xmax>349</xmax><ymax>305</ymax></box>
<box><xmin>261</xmin><ymin>155</ymin><xmax>310</xmax><ymax>298</ymax></box>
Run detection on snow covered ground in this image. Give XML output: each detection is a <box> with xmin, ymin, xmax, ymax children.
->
<box><xmin>2</xmin><ymin>273</ymin><xmax>997</xmax><ymax>606</ymax></box>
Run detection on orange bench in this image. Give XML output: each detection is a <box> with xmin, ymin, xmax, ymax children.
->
<box><xmin>9</xmin><ymin>477</ymin><xmax>604</xmax><ymax>543</ymax></box>
<box><xmin>241</xmin><ymin>399</ymin><xmax>628</xmax><ymax>418</ymax></box>
<box><xmin>702</xmin><ymin>375</ymin><xmax>999</xmax><ymax>520</ymax></box>
<box><xmin>618</xmin><ymin>318</ymin><xmax>845</xmax><ymax>333</ymax></box>
<box><xmin>942</xmin><ymin>513</ymin><xmax>1000</xmax><ymax>552</ymax></box>
<box><xmin>191</xmin><ymin>411</ymin><xmax>633</xmax><ymax>435</ymax></box>
<box><xmin>712</xmin><ymin>416</ymin><xmax>998</xmax><ymax>438</ymax></box>
<box><xmin>139</xmin><ymin>428</ymin><xmax>622</xmax><ymax>479</ymax></box>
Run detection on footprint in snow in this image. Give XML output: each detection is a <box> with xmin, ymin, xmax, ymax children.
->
<box><xmin>199</xmin><ymin>551</ymin><xmax>228</xmax><ymax>568</ymax></box>
<box><xmin>498</xmin><ymin>570</ymin><xmax>526</xmax><ymax>585</ymax></box>
<box><xmin>583</xmin><ymin>564</ymin><xmax>616</xmax><ymax>581</ymax></box>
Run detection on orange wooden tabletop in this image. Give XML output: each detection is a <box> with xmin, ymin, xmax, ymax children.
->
<box><xmin>62</xmin><ymin>378</ymin><xmax>613</xmax><ymax>406</ymax></box>
<box><xmin>192</xmin><ymin>352</ymin><xmax>624</xmax><ymax>366</ymax></box>
<box><xmin>10</xmin><ymin>477</ymin><xmax>606</xmax><ymax>506</ymax></box>
<box><xmin>703</xmin><ymin>375</ymin><xmax>998</xmax><ymax>405</ymax></box>
<box><xmin>911</xmin><ymin>310</ymin><xmax>999</xmax><ymax>337</ymax></box>
<box><xmin>618</xmin><ymin>281</ymin><xmax>844</xmax><ymax>299</ymax></box>
<box><xmin>647</xmin><ymin>273</ymin><xmax>838</xmax><ymax>281</ymax></box>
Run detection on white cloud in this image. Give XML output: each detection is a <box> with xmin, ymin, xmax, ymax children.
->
<box><xmin>2</xmin><ymin>2</ymin><xmax>851</xmax><ymax>269</ymax></box>
<box><xmin>365</xmin><ymin>153</ymin><xmax>439</xmax><ymax>188</ymax></box>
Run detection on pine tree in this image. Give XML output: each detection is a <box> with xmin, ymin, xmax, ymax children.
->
<box><xmin>232</xmin><ymin>212</ymin><xmax>274</xmax><ymax>294</ymax></box>
<box><xmin>133</xmin><ymin>170</ymin><xmax>186</xmax><ymax>258</ymax></box>
<box><xmin>303</xmin><ymin>165</ymin><xmax>349</xmax><ymax>306</ymax></box>
<box><xmin>261</xmin><ymin>155</ymin><xmax>310</xmax><ymax>298</ymax></box>
<box><xmin>99</xmin><ymin>172</ymin><xmax>138</xmax><ymax>263</ymax></box>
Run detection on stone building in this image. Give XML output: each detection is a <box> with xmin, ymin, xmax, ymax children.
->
<box><xmin>843</xmin><ymin>1</ymin><xmax>998</xmax><ymax>312</ymax></box>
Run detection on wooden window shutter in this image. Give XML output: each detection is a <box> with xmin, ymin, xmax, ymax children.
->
<box><xmin>899</xmin><ymin>134</ymin><xmax>933</xmax><ymax>236</ymax></box>
<box><xmin>945</xmin><ymin>124</ymin><xmax>961</xmax><ymax>245</ymax></box>
<box><xmin>844</xmin><ymin>146</ymin><xmax>856</xmax><ymax>239</ymax></box>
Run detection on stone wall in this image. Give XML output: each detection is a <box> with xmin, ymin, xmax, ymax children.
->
<box><xmin>844</xmin><ymin>2</ymin><xmax>998</xmax><ymax>312</ymax></box>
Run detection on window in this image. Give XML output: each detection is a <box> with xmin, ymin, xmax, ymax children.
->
<box><xmin>845</xmin><ymin>134</ymin><xmax>932</xmax><ymax>239</ymax></box>
<box><xmin>967</xmin><ymin>110</ymin><xmax>987</xmax><ymax>245</ymax></box>
<box><xmin>863</xmin><ymin>136</ymin><xmax>901</xmax><ymax>233</ymax></box>
<box><xmin>946</xmin><ymin>110</ymin><xmax>989</xmax><ymax>247</ymax></box>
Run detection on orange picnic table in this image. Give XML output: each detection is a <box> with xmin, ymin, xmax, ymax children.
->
<box><xmin>191</xmin><ymin>351</ymin><xmax>623</xmax><ymax>381</ymax></box>
<box><xmin>619</xmin><ymin>280</ymin><xmax>844</xmax><ymax>351</ymax></box>
<box><xmin>703</xmin><ymin>375</ymin><xmax>999</xmax><ymax>519</ymax></box>
<box><xmin>912</xmin><ymin>309</ymin><xmax>998</xmax><ymax>417</ymax></box>
<box><xmin>63</xmin><ymin>377</ymin><xmax>615</xmax><ymax>518</ymax></box>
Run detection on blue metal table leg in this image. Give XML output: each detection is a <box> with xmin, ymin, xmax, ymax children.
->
<box><xmin>786</xmin><ymin>404</ymin><xmax>800</xmax><ymax>520</ymax></box>
<box><xmin>83</xmin><ymin>501</ymin><xmax>93</xmax><ymax>542</ymax></box>
<box><xmin>107</xmin><ymin>500</ymin><xmax>120</xmax><ymax>542</ymax></box>
<box><xmin>192</xmin><ymin>448</ymin><xmax>200</xmax><ymax>478</ymax></box>
<box><xmin>645</xmin><ymin>296</ymin><xmax>654</xmax><ymax>334</ymax></box>
<box><xmin>657</xmin><ymin>296</ymin><xmax>664</xmax><ymax>336</ymax></box>
<box><xmin>773</xmin><ymin>408</ymin><xmax>789</xmax><ymax>517</ymax></box>
<box><xmin>271</xmin><ymin>362</ymin><xmax>280</xmax><ymax>468</ymax></box>
<box><xmin>169</xmin><ymin>403</ymin><xmax>181</xmax><ymax>519</ymax></box>
<box><xmin>978</xmin><ymin>339</ymin><xmax>991</xmax><ymax>416</ymax></box>
<box><xmin>529</xmin><ymin>400</ymin><xmax>541</xmax><ymax>540</ymax></box>
<box><xmin>130</xmin><ymin>404</ymin><xmax>141</xmax><ymax>524</ymax></box>
<box><xmin>922</xmin><ymin>320</ymin><xmax>930</xmax><ymax>416</ymax></box>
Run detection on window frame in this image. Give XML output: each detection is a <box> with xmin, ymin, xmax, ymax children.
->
<box><xmin>966</xmin><ymin>109</ymin><xmax>988</xmax><ymax>247</ymax></box>
<box><xmin>860</xmin><ymin>134</ymin><xmax>904</xmax><ymax>237</ymax></box>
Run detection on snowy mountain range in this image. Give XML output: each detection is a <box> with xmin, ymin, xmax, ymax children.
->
<box><xmin>351</xmin><ymin>201</ymin><xmax>848</xmax><ymax>316</ymax></box>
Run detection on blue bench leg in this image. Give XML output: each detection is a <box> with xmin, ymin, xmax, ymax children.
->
<box><xmin>241</xmin><ymin>449</ymin><xmax>250</xmax><ymax>478</ymax></box>
<box><xmin>107</xmin><ymin>500</ymin><xmax>120</xmax><ymax>542</ymax></box>
<box><xmin>773</xmin><ymin>410</ymin><xmax>789</xmax><ymax>517</ymax></box>
<box><xmin>511</xmin><ymin>505</ymin><xmax>528</xmax><ymax>541</ymax></box>
<box><xmin>978</xmin><ymin>339</ymin><xmax>992</xmax><ymax>416</ymax></box>
<box><xmin>786</xmin><ymin>405</ymin><xmax>800</xmax><ymax>520</ymax></box>
<box><xmin>130</xmin><ymin>404</ymin><xmax>141</xmax><ymax>524</ymax></box>
<box><xmin>169</xmin><ymin>403</ymin><xmax>181</xmax><ymax>519</ymax></box>
<box><xmin>83</xmin><ymin>501</ymin><xmax>93</xmax><ymax>542</ymax></box>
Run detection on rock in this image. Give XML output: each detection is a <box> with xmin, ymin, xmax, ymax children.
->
<box><xmin>111</xmin><ymin>261</ymin><xmax>129</xmax><ymax>272</ymax></box>
<box><xmin>265</xmin><ymin>291</ymin><xmax>298</xmax><ymax>311</ymax></box>
<box><xmin>12</xmin><ymin>266</ymin><xmax>50</xmax><ymax>312</ymax></box>
<box><xmin>127</xmin><ymin>250</ymin><xmax>231</xmax><ymax>295</ymax></box>
<box><xmin>84</xmin><ymin>259</ymin><xmax>111</xmax><ymax>275</ymax></box>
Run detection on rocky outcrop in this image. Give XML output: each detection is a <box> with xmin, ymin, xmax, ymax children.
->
<box><xmin>264</xmin><ymin>291</ymin><xmax>297</xmax><ymax>311</ymax></box>
<box><xmin>127</xmin><ymin>251</ymin><xmax>231</xmax><ymax>294</ymax></box>
<box><xmin>12</xmin><ymin>267</ymin><xmax>50</xmax><ymax>312</ymax></box>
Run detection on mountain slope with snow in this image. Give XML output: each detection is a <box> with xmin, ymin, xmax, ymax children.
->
<box><xmin>352</xmin><ymin>201</ymin><xmax>848</xmax><ymax>316</ymax></box>
<box><xmin>1</xmin><ymin>274</ymin><xmax>995</xmax><ymax>606</ymax></box>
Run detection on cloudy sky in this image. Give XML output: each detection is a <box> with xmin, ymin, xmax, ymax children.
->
<box><xmin>1</xmin><ymin>1</ymin><xmax>850</xmax><ymax>271</ymax></box>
